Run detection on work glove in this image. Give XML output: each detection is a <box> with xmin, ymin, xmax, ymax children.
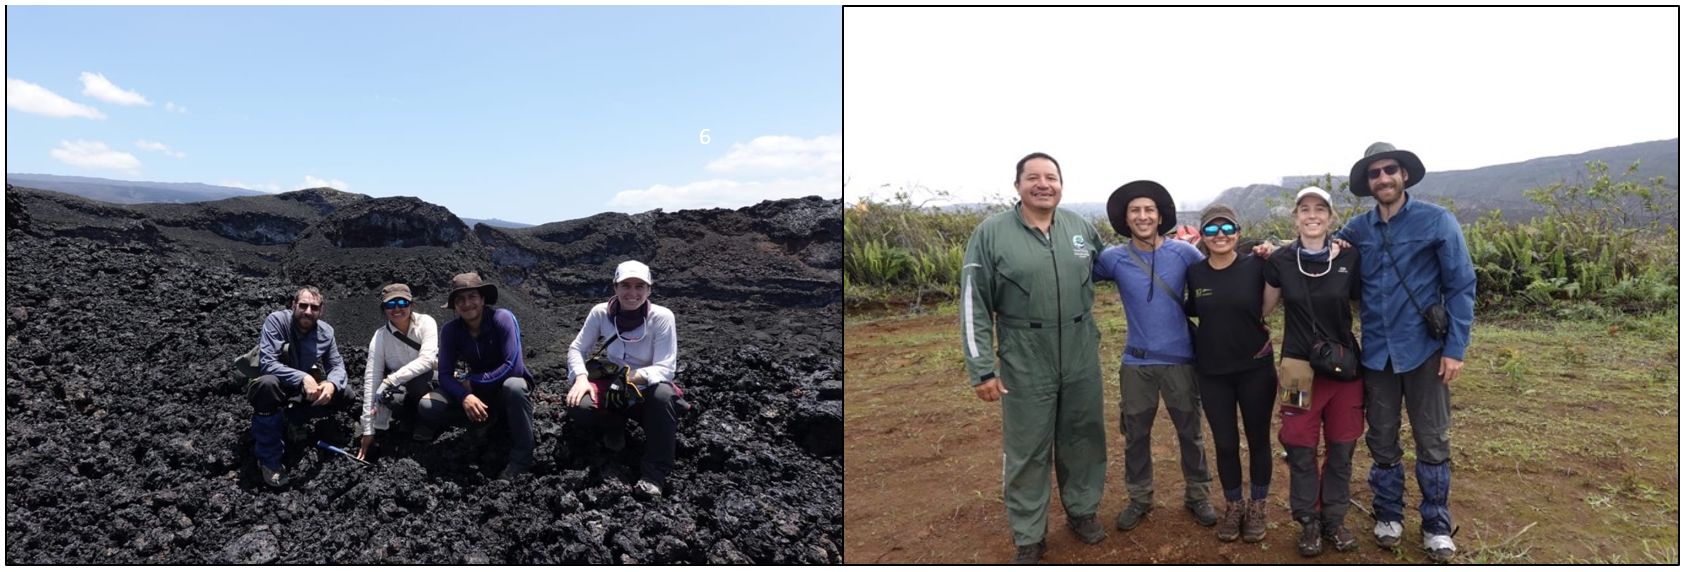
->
<box><xmin>379</xmin><ymin>381</ymin><xmax>408</xmax><ymax>408</ymax></box>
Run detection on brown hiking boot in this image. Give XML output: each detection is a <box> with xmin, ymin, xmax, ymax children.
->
<box><xmin>1242</xmin><ymin>499</ymin><xmax>1267</xmax><ymax>543</ymax></box>
<box><xmin>1216</xmin><ymin>502</ymin><xmax>1242</xmax><ymax>542</ymax></box>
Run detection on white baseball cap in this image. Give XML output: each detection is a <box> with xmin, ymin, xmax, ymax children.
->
<box><xmin>1295</xmin><ymin>186</ymin><xmax>1333</xmax><ymax>208</ymax></box>
<box><xmin>614</xmin><ymin>260</ymin><xmax>653</xmax><ymax>285</ymax></box>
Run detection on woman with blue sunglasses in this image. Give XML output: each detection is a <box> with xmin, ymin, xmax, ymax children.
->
<box><xmin>356</xmin><ymin>283</ymin><xmax>439</xmax><ymax>460</ymax></box>
<box><xmin>1182</xmin><ymin>203</ymin><xmax>1280</xmax><ymax>544</ymax></box>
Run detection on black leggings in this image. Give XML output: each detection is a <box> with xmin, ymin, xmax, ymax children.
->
<box><xmin>1197</xmin><ymin>365</ymin><xmax>1278</xmax><ymax>497</ymax></box>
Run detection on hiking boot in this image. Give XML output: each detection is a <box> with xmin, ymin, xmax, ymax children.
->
<box><xmin>1186</xmin><ymin>499</ymin><xmax>1217</xmax><ymax>527</ymax></box>
<box><xmin>1424</xmin><ymin>533</ymin><xmax>1457</xmax><ymax>563</ymax></box>
<box><xmin>1297</xmin><ymin>516</ymin><xmax>1323</xmax><ymax>557</ymax></box>
<box><xmin>1067</xmin><ymin>514</ymin><xmax>1105</xmax><ymax>545</ymax></box>
<box><xmin>1115</xmin><ymin>502</ymin><xmax>1152</xmax><ymax>531</ymax></box>
<box><xmin>1373</xmin><ymin>520</ymin><xmax>1403</xmax><ymax>548</ymax></box>
<box><xmin>412</xmin><ymin>424</ymin><xmax>437</xmax><ymax>443</ymax></box>
<box><xmin>497</xmin><ymin>463</ymin><xmax>530</xmax><ymax>481</ymax></box>
<box><xmin>1011</xmin><ymin>541</ymin><xmax>1045</xmax><ymax>564</ymax></box>
<box><xmin>1216</xmin><ymin>502</ymin><xmax>1242</xmax><ymax>542</ymax></box>
<box><xmin>1322</xmin><ymin>522</ymin><xmax>1358</xmax><ymax>552</ymax></box>
<box><xmin>603</xmin><ymin>427</ymin><xmax>626</xmax><ymax>452</ymax></box>
<box><xmin>260</xmin><ymin>464</ymin><xmax>288</xmax><ymax>488</ymax></box>
<box><xmin>1241</xmin><ymin>499</ymin><xmax>1267</xmax><ymax>543</ymax></box>
<box><xmin>634</xmin><ymin>480</ymin><xmax>663</xmax><ymax>499</ymax></box>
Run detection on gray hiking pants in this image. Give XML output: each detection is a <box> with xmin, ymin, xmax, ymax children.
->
<box><xmin>1364</xmin><ymin>351</ymin><xmax>1452</xmax><ymax>466</ymax></box>
<box><xmin>417</xmin><ymin>377</ymin><xmax>535</xmax><ymax>470</ymax></box>
<box><xmin>1119</xmin><ymin>363</ymin><xmax>1211</xmax><ymax>507</ymax></box>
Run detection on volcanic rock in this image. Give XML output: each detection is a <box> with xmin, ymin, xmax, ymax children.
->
<box><xmin>4</xmin><ymin>186</ymin><xmax>841</xmax><ymax>564</ymax></box>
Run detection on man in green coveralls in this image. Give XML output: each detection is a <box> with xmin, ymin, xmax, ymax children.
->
<box><xmin>961</xmin><ymin>152</ymin><xmax>1108</xmax><ymax>564</ymax></box>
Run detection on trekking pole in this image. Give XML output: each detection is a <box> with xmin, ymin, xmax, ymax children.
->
<box><xmin>316</xmin><ymin>440</ymin><xmax>372</xmax><ymax>467</ymax></box>
<box><xmin>1350</xmin><ymin>499</ymin><xmax>1375</xmax><ymax>521</ymax></box>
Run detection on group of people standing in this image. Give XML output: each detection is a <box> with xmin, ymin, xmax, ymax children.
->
<box><xmin>961</xmin><ymin>143</ymin><xmax>1476</xmax><ymax>563</ymax></box>
<box><xmin>243</xmin><ymin>261</ymin><xmax>683</xmax><ymax>499</ymax></box>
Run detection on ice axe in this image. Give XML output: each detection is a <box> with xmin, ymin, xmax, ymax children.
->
<box><xmin>316</xmin><ymin>440</ymin><xmax>371</xmax><ymax>467</ymax></box>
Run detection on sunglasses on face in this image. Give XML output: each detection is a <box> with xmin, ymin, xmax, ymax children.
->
<box><xmin>1201</xmin><ymin>222</ymin><xmax>1239</xmax><ymax>237</ymax></box>
<box><xmin>1367</xmin><ymin>164</ymin><xmax>1401</xmax><ymax>180</ymax></box>
<box><xmin>296</xmin><ymin>303</ymin><xmax>321</xmax><ymax>312</ymax></box>
<box><xmin>382</xmin><ymin>299</ymin><xmax>412</xmax><ymax>310</ymax></box>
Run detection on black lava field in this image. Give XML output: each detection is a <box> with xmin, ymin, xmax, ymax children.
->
<box><xmin>4</xmin><ymin>186</ymin><xmax>842</xmax><ymax>564</ymax></box>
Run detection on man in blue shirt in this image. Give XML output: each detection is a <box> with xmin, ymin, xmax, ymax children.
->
<box><xmin>1093</xmin><ymin>180</ymin><xmax>1216</xmax><ymax>533</ymax></box>
<box><xmin>1336</xmin><ymin>143</ymin><xmax>1476</xmax><ymax>562</ymax></box>
<box><xmin>417</xmin><ymin>272</ymin><xmax>536</xmax><ymax>481</ymax></box>
<box><xmin>247</xmin><ymin>286</ymin><xmax>348</xmax><ymax>488</ymax></box>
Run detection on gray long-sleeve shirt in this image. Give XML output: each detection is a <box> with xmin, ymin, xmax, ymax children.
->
<box><xmin>257</xmin><ymin>308</ymin><xmax>348</xmax><ymax>392</ymax></box>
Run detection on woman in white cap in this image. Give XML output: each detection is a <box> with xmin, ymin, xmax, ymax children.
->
<box><xmin>565</xmin><ymin>260</ymin><xmax>683</xmax><ymax>498</ymax></box>
<box><xmin>356</xmin><ymin>283</ymin><xmax>439</xmax><ymax>460</ymax></box>
<box><xmin>1262</xmin><ymin>187</ymin><xmax>1365</xmax><ymax>557</ymax></box>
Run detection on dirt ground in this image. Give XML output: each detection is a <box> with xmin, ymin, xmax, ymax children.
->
<box><xmin>844</xmin><ymin>292</ymin><xmax>1680</xmax><ymax>564</ymax></box>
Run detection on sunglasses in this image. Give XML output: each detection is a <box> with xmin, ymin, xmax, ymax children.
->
<box><xmin>296</xmin><ymin>303</ymin><xmax>321</xmax><ymax>312</ymax></box>
<box><xmin>382</xmin><ymin>298</ymin><xmax>412</xmax><ymax>310</ymax></box>
<box><xmin>1366</xmin><ymin>164</ymin><xmax>1401</xmax><ymax>180</ymax></box>
<box><xmin>1201</xmin><ymin>222</ymin><xmax>1239</xmax><ymax>237</ymax></box>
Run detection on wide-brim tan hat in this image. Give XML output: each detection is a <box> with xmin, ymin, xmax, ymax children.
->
<box><xmin>442</xmin><ymin>272</ymin><xmax>498</xmax><ymax>309</ymax></box>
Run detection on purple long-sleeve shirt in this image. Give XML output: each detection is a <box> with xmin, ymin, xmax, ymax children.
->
<box><xmin>437</xmin><ymin>307</ymin><xmax>529</xmax><ymax>403</ymax></box>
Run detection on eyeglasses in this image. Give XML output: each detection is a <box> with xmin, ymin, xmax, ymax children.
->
<box><xmin>1366</xmin><ymin>164</ymin><xmax>1401</xmax><ymax>180</ymax></box>
<box><xmin>296</xmin><ymin>303</ymin><xmax>321</xmax><ymax>312</ymax></box>
<box><xmin>382</xmin><ymin>299</ymin><xmax>412</xmax><ymax>310</ymax></box>
<box><xmin>1201</xmin><ymin>222</ymin><xmax>1239</xmax><ymax>237</ymax></box>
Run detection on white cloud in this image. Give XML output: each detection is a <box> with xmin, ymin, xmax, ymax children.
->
<box><xmin>164</xmin><ymin>101</ymin><xmax>188</xmax><ymax>114</ymax></box>
<box><xmin>51</xmin><ymin>140</ymin><xmax>141</xmax><ymax>171</ymax></box>
<box><xmin>303</xmin><ymin>175</ymin><xmax>350</xmax><ymax>190</ymax></box>
<box><xmin>79</xmin><ymin>72</ymin><xmax>150</xmax><ymax>106</ymax></box>
<box><xmin>608</xmin><ymin>176</ymin><xmax>836</xmax><ymax>211</ymax></box>
<box><xmin>610</xmin><ymin>133</ymin><xmax>841</xmax><ymax>211</ymax></box>
<box><xmin>135</xmin><ymin>139</ymin><xmax>185</xmax><ymax>158</ymax></box>
<box><xmin>706</xmin><ymin>134</ymin><xmax>841</xmax><ymax>176</ymax></box>
<box><xmin>222</xmin><ymin>180</ymin><xmax>283</xmax><ymax>193</ymax></box>
<box><xmin>6</xmin><ymin>77</ymin><xmax>105</xmax><ymax>119</ymax></box>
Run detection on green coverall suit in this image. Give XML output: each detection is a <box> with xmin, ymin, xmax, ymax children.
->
<box><xmin>961</xmin><ymin>203</ymin><xmax>1108</xmax><ymax>547</ymax></box>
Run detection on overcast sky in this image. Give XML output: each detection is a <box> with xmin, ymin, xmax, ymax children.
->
<box><xmin>844</xmin><ymin>7</ymin><xmax>1680</xmax><ymax>210</ymax></box>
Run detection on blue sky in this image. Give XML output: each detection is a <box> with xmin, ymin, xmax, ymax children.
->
<box><xmin>6</xmin><ymin>6</ymin><xmax>841</xmax><ymax>224</ymax></box>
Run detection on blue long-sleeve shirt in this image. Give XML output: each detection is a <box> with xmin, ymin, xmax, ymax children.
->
<box><xmin>1093</xmin><ymin>239</ymin><xmax>1204</xmax><ymax>366</ymax></box>
<box><xmin>1335</xmin><ymin>193</ymin><xmax>1477</xmax><ymax>373</ymax></box>
<box><xmin>256</xmin><ymin>309</ymin><xmax>348</xmax><ymax>391</ymax></box>
<box><xmin>437</xmin><ymin>307</ymin><xmax>530</xmax><ymax>403</ymax></box>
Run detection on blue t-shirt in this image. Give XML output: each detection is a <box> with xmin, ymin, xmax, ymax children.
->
<box><xmin>1094</xmin><ymin>239</ymin><xmax>1204</xmax><ymax>366</ymax></box>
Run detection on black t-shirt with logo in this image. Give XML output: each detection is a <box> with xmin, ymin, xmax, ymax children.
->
<box><xmin>1184</xmin><ymin>253</ymin><xmax>1272</xmax><ymax>376</ymax></box>
<box><xmin>1263</xmin><ymin>242</ymin><xmax>1362</xmax><ymax>362</ymax></box>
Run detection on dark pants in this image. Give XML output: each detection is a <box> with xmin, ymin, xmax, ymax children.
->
<box><xmin>1364</xmin><ymin>351</ymin><xmax>1454</xmax><ymax>534</ymax></box>
<box><xmin>1119</xmin><ymin>363</ymin><xmax>1210</xmax><ymax>507</ymax></box>
<box><xmin>1279</xmin><ymin>375</ymin><xmax>1364</xmax><ymax>524</ymax></box>
<box><xmin>247</xmin><ymin>374</ymin><xmax>344</xmax><ymax>469</ymax></box>
<box><xmin>417</xmin><ymin>378</ymin><xmax>535</xmax><ymax>471</ymax></box>
<box><xmin>1197</xmin><ymin>365</ymin><xmax>1277</xmax><ymax>501</ymax></box>
<box><xmin>568</xmin><ymin>379</ymin><xmax>681</xmax><ymax>488</ymax></box>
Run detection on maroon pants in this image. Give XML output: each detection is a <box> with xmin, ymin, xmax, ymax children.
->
<box><xmin>1278</xmin><ymin>375</ymin><xmax>1364</xmax><ymax>448</ymax></box>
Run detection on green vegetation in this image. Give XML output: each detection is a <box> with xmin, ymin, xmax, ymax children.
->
<box><xmin>845</xmin><ymin>162</ymin><xmax>1679</xmax><ymax>317</ymax></box>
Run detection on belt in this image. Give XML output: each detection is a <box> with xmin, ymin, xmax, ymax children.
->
<box><xmin>996</xmin><ymin>313</ymin><xmax>1087</xmax><ymax>330</ymax></box>
<box><xmin>1124</xmin><ymin>346</ymin><xmax>1194</xmax><ymax>364</ymax></box>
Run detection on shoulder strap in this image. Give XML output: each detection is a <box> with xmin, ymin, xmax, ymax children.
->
<box><xmin>389</xmin><ymin>327</ymin><xmax>422</xmax><ymax>352</ymax></box>
<box><xmin>1380</xmin><ymin>226</ymin><xmax>1432</xmax><ymax>314</ymax></box>
<box><xmin>1123</xmin><ymin>243</ymin><xmax>1181</xmax><ymax>302</ymax></box>
<box><xmin>1123</xmin><ymin>241</ymin><xmax>1199</xmax><ymax>332</ymax></box>
<box><xmin>1291</xmin><ymin>244</ymin><xmax>1337</xmax><ymax>342</ymax></box>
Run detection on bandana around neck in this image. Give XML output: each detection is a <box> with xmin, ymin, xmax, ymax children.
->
<box><xmin>608</xmin><ymin>296</ymin><xmax>649</xmax><ymax>334</ymax></box>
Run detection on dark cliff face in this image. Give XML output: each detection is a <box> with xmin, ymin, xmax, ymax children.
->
<box><xmin>4</xmin><ymin>186</ymin><xmax>842</xmax><ymax>564</ymax></box>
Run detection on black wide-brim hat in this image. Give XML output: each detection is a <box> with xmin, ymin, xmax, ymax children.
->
<box><xmin>1348</xmin><ymin>142</ymin><xmax>1426</xmax><ymax>197</ymax></box>
<box><xmin>1106</xmin><ymin>180</ymin><xmax>1177</xmax><ymax>237</ymax></box>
